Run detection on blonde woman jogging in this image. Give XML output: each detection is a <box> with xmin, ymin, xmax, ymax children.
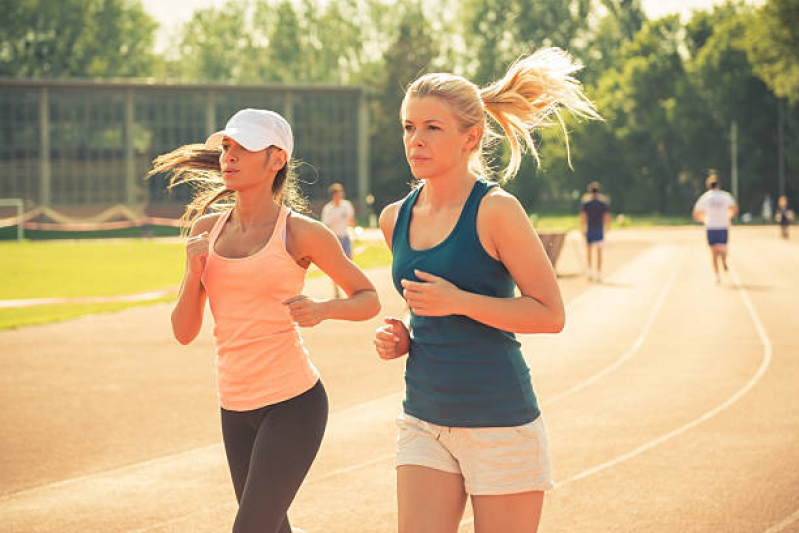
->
<box><xmin>373</xmin><ymin>48</ymin><xmax>599</xmax><ymax>533</ymax></box>
<box><xmin>150</xmin><ymin>109</ymin><xmax>380</xmax><ymax>533</ymax></box>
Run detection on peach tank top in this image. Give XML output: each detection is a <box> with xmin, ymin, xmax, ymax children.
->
<box><xmin>201</xmin><ymin>206</ymin><xmax>320</xmax><ymax>411</ymax></box>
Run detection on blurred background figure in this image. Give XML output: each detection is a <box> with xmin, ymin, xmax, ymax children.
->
<box><xmin>692</xmin><ymin>171</ymin><xmax>738</xmax><ymax>283</ymax></box>
<box><xmin>580</xmin><ymin>181</ymin><xmax>611</xmax><ymax>282</ymax></box>
<box><xmin>762</xmin><ymin>193</ymin><xmax>773</xmax><ymax>222</ymax></box>
<box><xmin>322</xmin><ymin>183</ymin><xmax>355</xmax><ymax>297</ymax></box>
<box><xmin>775</xmin><ymin>195</ymin><xmax>795</xmax><ymax>239</ymax></box>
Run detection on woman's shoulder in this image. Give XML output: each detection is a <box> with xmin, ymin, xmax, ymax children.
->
<box><xmin>286</xmin><ymin>209</ymin><xmax>331</xmax><ymax>241</ymax></box>
<box><xmin>188</xmin><ymin>211</ymin><xmax>224</xmax><ymax>236</ymax></box>
<box><xmin>480</xmin><ymin>185</ymin><xmax>525</xmax><ymax>217</ymax></box>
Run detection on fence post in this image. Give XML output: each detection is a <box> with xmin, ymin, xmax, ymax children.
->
<box><xmin>39</xmin><ymin>87</ymin><xmax>51</xmax><ymax>208</ymax></box>
<box><xmin>357</xmin><ymin>89</ymin><xmax>369</xmax><ymax>217</ymax></box>
<box><xmin>125</xmin><ymin>88</ymin><xmax>136</xmax><ymax>208</ymax></box>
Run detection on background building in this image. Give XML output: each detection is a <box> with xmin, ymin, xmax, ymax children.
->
<box><xmin>0</xmin><ymin>79</ymin><xmax>369</xmax><ymax>219</ymax></box>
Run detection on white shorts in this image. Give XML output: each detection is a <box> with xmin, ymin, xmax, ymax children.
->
<box><xmin>395</xmin><ymin>413</ymin><xmax>554</xmax><ymax>495</ymax></box>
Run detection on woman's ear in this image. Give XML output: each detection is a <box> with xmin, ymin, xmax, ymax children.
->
<box><xmin>464</xmin><ymin>125</ymin><xmax>482</xmax><ymax>152</ymax></box>
<box><xmin>269</xmin><ymin>148</ymin><xmax>288</xmax><ymax>170</ymax></box>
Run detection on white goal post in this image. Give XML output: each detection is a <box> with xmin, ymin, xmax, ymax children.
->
<box><xmin>0</xmin><ymin>199</ymin><xmax>24</xmax><ymax>241</ymax></box>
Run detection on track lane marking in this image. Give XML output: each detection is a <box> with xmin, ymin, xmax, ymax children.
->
<box><xmin>459</xmin><ymin>261</ymin><xmax>774</xmax><ymax>530</ymax></box>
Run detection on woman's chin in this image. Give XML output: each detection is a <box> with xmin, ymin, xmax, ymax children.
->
<box><xmin>408</xmin><ymin>166</ymin><xmax>435</xmax><ymax>181</ymax></box>
<box><xmin>222</xmin><ymin>179</ymin><xmax>242</xmax><ymax>191</ymax></box>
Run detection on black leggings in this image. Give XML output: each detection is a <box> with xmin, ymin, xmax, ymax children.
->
<box><xmin>221</xmin><ymin>380</ymin><xmax>328</xmax><ymax>533</ymax></box>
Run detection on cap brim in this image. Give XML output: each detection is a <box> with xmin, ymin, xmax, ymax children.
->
<box><xmin>204</xmin><ymin>127</ymin><xmax>269</xmax><ymax>152</ymax></box>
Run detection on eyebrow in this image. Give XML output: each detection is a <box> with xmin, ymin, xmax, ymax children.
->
<box><xmin>403</xmin><ymin>118</ymin><xmax>445</xmax><ymax>124</ymax></box>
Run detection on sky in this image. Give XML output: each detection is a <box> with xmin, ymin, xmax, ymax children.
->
<box><xmin>140</xmin><ymin>0</ymin><xmax>763</xmax><ymax>53</ymax></box>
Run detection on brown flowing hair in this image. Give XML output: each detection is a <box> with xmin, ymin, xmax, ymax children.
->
<box><xmin>147</xmin><ymin>144</ymin><xmax>307</xmax><ymax>235</ymax></box>
<box><xmin>402</xmin><ymin>47</ymin><xmax>601</xmax><ymax>183</ymax></box>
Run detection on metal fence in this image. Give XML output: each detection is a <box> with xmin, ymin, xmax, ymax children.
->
<box><xmin>0</xmin><ymin>79</ymin><xmax>369</xmax><ymax>217</ymax></box>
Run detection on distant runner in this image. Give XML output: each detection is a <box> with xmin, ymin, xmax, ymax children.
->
<box><xmin>775</xmin><ymin>195</ymin><xmax>795</xmax><ymax>240</ymax></box>
<box><xmin>580</xmin><ymin>181</ymin><xmax>611</xmax><ymax>282</ymax></box>
<box><xmin>692</xmin><ymin>171</ymin><xmax>738</xmax><ymax>283</ymax></box>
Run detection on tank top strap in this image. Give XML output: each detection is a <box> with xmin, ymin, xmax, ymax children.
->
<box><xmin>391</xmin><ymin>187</ymin><xmax>422</xmax><ymax>253</ymax></box>
<box><xmin>207</xmin><ymin>209</ymin><xmax>232</xmax><ymax>245</ymax></box>
<box><xmin>459</xmin><ymin>180</ymin><xmax>496</xmax><ymax>239</ymax></box>
<box><xmin>267</xmin><ymin>205</ymin><xmax>290</xmax><ymax>250</ymax></box>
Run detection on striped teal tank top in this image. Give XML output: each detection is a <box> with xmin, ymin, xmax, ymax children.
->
<box><xmin>391</xmin><ymin>179</ymin><xmax>541</xmax><ymax>427</ymax></box>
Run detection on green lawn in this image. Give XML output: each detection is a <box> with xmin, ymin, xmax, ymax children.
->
<box><xmin>1</xmin><ymin>212</ymin><xmax>694</xmax><ymax>331</ymax></box>
<box><xmin>0</xmin><ymin>239</ymin><xmax>391</xmax><ymax>330</ymax></box>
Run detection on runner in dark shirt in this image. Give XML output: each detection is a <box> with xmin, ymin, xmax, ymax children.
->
<box><xmin>775</xmin><ymin>195</ymin><xmax>795</xmax><ymax>239</ymax></box>
<box><xmin>580</xmin><ymin>182</ymin><xmax>611</xmax><ymax>282</ymax></box>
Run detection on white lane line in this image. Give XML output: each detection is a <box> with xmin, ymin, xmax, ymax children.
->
<box><xmin>459</xmin><ymin>262</ymin><xmax>774</xmax><ymax>530</ymax></box>
<box><xmin>128</xmin><ymin>249</ymin><xmax>674</xmax><ymax>532</ymax></box>
<box><xmin>127</xmin><ymin>453</ymin><xmax>398</xmax><ymax>533</ymax></box>
<box><xmin>763</xmin><ymin>508</ymin><xmax>799</xmax><ymax>533</ymax></box>
<box><xmin>543</xmin><ymin>249</ymin><xmax>685</xmax><ymax>406</ymax></box>
<box><xmin>6</xmin><ymin>265</ymin><xmax>605</xmax><ymax>502</ymax></box>
<box><xmin>0</xmin><ymin>443</ymin><xmax>219</xmax><ymax>502</ymax></box>
<box><xmin>8</xmin><ymin>246</ymin><xmax>668</xmax><ymax>531</ymax></box>
<box><xmin>553</xmin><ymin>263</ymin><xmax>771</xmax><ymax>488</ymax></box>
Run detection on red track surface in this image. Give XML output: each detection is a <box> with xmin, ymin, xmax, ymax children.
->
<box><xmin>1</xmin><ymin>227</ymin><xmax>797</xmax><ymax>532</ymax></box>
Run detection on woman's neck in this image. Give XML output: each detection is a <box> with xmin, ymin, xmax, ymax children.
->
<box><xmin>420</xmin><ymin>169</ymin><xmax>477</xmax><ymax>209</ymax></box>
<box><xmin>233</xmin><ymin>184</ymin><xmax>280</xmax><ymax>230</ymax></box>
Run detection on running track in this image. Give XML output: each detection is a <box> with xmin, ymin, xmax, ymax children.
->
<box><xmin>1</xmin><ymin>227</ymin><xmax>797</xmax><ymax>532</ymax></box>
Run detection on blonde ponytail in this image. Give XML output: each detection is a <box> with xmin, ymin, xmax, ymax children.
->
<box><xmin>403</xmin><ymin>47</ymin><xmax>599</xmax><ymax>184</ymax></box>
<box><xmin>480</xmin><ymin>47</ymin><xmax>600</xmax><ymax>182</ymax></box>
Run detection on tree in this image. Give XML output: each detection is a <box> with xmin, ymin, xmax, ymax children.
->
<box><xmin>173</xmin><ymin>0</ymin><xmax>256</xmax><ymax>82</ymax></box>
<box><xmin>369</xmin><ymin>1</ymin><xmax>437</xmax><ymax>210</ymax></box>
<box><xmin>0</xmin><ymin>0</ymin><xmax>158</xmax><ymax>78</ymax></box>
<box><xmin>459</xmin><ymin>0</ymin><xmax>593</xmax><ymax>85</ymax></box>
<box><xmin>746</xmin><ymin>0</ymin><xmax>799</xmax><ymax>104</ymax></box>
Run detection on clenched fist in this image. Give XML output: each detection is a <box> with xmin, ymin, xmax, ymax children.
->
<box><xmin>374</xmin><ymin>317</ymin><xmax>410</xmax><ymax>360</ymax></box>
<box><xmin>284</xmin><ymin>295</ymin><xmax>328</xmax><ymax>327</ymax></box>
<box><xmin>186</xmin><ymin>231</ymin><xmax>210</xmax><ymax>276</ymax></box>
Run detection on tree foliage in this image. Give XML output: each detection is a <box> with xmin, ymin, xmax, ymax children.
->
<box><xmin>2</xmin><ymin>0</ymin><xmax>797</xmax><ymax>214</ymax></box>
<box><xmin>0</xmin><ymin>0</ymin><xmax>157</xmax><ymax>78</ymax></box>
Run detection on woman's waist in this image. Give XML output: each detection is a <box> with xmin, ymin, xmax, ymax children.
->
<box><xmin>213</xmin><ymin>319</ymin><xmax>303</xmax><ymax>350</ymax></box>
<box><xmin>216</xmin><ymin>330</ymin><xmax>310</xmax><ymax>376</ymax></box>
<box><xmin>410</xmin><ymin>319</ymin><xmax>520</xmax><ymax>350</ymax></box>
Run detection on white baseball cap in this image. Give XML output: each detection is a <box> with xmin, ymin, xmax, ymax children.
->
<box><xmin>205</xmin><ymin>108</ymin><xmax>294</xmax><ymax>159</ymax></box>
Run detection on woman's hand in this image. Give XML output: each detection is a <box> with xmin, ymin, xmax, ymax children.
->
<box><xmin>401</xmin><ymin>269</ymin><xmax>463</xmax><ymax>317</ymax></box>
<box><xmin>374</xmin><ymin>317</ymin><xmax>410</xmax><ymax>360</ymax></box>
<box><xmin>186</xmin><ymin>231</ymin><xmax>210</xmax><ymax>276</ymax></box>
<box><xmin>284</xmin><ymin>295</ymin><xmax>328</xmax><ymax>327</ymax></box>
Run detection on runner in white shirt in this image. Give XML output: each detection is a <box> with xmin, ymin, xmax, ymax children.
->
<box><xmin>692</xmin><ymin>172</ymin><xmax>738</xmax><ymax>282</ymax></box>
<box><xmin>322</xmin><ymin>183</ymin><xmax>355</xmax><ymax>297</ymax></box>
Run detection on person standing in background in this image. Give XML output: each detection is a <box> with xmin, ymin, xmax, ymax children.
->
<box><xmin>762</xmin><ymin>193</ymin><xmax>773</xmax><ymax>222</ymax></box>
<box><xmin>775</xmin><ymin>195</ymin><xmax>794</xmax><ymax>239</ymax></box>
<box><xmin>322</xmin><ymin>183</ymin><xmax>356</xmax><ymax>296</ymax></box>
<box><xmin>692</xmin><ymin>171</ymin><xmax>738</xmax><ymax>283</ymax></box>
<box><xmin>580</xmin><ymin>181</ymin><xmax>611</xmax><ymax>282</ymax></box>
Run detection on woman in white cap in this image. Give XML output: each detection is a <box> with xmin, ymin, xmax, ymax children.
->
<box><xmin>373</xmin><ymin>49</ymin><xmax>598</xmax><ymax>532</ymax></box>
<box><xmin>149</xmin><ymin>108</ymin><xmax>380</xmax><ymax>533</ymax></box>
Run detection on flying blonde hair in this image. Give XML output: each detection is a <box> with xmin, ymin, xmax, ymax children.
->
<box><xmin>403</xmin><ymin>47</ymin><xmax>600</xmax><ymax>182</ymax></box>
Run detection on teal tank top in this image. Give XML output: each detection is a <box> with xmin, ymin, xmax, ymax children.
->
<box><xmin>391</xmin><ymin>179</ymin><xmax>541</xmax><ymax>427</ymax></box>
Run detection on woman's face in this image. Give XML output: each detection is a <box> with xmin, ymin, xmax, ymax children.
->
<box><xmin>219</xmin><ymin>137</ymin><xmax>285</xmax><ymax>192</ymax></box>
<box><xmin>402</xmin><ymin>96</ymin><xmax>479</xmax><ymax>180</ymax></box>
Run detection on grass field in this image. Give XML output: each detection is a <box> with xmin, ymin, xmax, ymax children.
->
<box><xmin>1</xmin><ymin>212</ymin><xmax>697</xmax><ymax>330</ymax></box>
<box><xmin>0</xmin><ymin>239</ymin><xmax>391</xmax><ymax>331</ymax></box>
